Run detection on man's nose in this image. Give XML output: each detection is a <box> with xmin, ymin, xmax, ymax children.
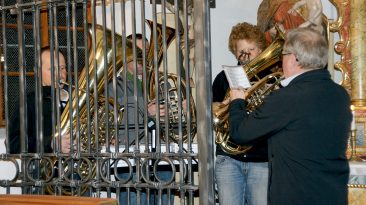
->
<box><xmin>60</xmin><ymin>70</ymin><xmax>67</xmax><ymax>79</ymax></box>
<box><xmin>56</xmin><ymin>74</ymin><xmax>66</xmax><ymax>84</ymax></box>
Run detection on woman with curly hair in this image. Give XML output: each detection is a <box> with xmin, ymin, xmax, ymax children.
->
<box><xmin>212</xmin><ymin>22</ymin><xmax>268</xmax><ymax>205</ymax></box>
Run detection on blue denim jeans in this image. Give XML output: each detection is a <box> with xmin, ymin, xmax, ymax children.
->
<box><xmin>118</xmin><ymin>171</ymin><xmax>174</xmax><ymax>205</ymax></box>
<box><xmin>215</xmin><ymin>155</ymin><xmax>268</xmax><ymax>205</ymax></box>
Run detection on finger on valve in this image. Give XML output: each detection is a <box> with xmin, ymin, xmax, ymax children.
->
<box><xmin>230</xmin><ymin>89</ymin><xmax>246</xmax><ymax>101</ymax></box>
<box><xmin>61</xmin><ymin>133</ymin><xmax>71</xmax><ymax>153</ymax></box>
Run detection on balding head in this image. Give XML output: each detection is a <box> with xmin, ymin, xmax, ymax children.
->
<box><xmin>40</xmin><ymin>48</ymin><xmax>67</xmax><ymax>87</ymax></box>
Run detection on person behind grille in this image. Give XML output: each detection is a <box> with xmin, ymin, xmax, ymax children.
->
<box><xmin>212</xmin><ymin>22</ymin><xmax>269</xmax><ymax>205</ymax></box>
<box><xmin>228</xmin><ymin>27</ymin><xmax>351</xmax><ymax>205</ymax></box>
<box><xmin>108</xmin><ymin>34</ymin><xmax>174</xmax><ymax>205</ymax></box>
<box><xmin>7</xmin><ymin>47</ymin><xmax>71</xmax><ymax>154</ymax></box>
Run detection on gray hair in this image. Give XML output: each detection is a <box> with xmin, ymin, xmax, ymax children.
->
<box><xmin>283</xmin><ymin>28</ymin><xmax>328</xmax><ymax>70</ymax></box>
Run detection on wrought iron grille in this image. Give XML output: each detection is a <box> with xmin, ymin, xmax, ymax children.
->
<box><xmin>0</xmin><ymin>0</ymin><xmax>215</xmax><ymax>204</ymax></box>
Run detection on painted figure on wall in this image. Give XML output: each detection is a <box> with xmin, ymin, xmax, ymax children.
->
<box><xmin>288</xmin><ymin>0</ymin><xmax>324</xmax><ymax>34</ymax></box>
<box><xmin>257</xmin><ymin>0</ymin><xmax>324</xmax><ymax>45</ymax></box>
<box><xmin>258</xmin><ymin>0</ymin><xmax>305</xmax><ymax>44</ymax></box>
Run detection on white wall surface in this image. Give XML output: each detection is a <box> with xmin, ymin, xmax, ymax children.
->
<box><xmin>96</xmin><ymin>1</ymin><xmax>155</xmax><ymax>37</ymax></box>
<box><xmin>0</xmin><ymin>128</ymin><xmax>21</xmax><ymax>194</ymax></box>
<box><xmin>210</xmin><ymin>0</ymin><xmax>261</xmax><ymax>79</ymax></box>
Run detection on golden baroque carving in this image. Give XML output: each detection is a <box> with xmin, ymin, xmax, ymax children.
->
<box><xmin>328</xmin><ymin>0</ymin><xmax>351</xmax><ymax>92</ymax></box>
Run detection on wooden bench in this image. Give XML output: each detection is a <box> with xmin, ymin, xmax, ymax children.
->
<box><xmin>0</xmin><ymin>194</ymin><xmax>117</xmax><ymax>205</ymax></box>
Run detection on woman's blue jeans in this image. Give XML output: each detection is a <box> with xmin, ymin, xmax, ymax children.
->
<box><xmin>215</xmin><ymin>155</ymin><xmax>269</xmax><ymax>205</ymax></box>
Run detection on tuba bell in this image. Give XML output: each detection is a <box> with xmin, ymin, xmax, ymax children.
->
<box><xmin>145</xmin><ymin>19</ymin><xmax>197</xmax><ymax>142</ymax></box>
<box><xmin>213</xmin><ymin>26</ymin><xmax>285</xmax><ymax>155</ymax></box>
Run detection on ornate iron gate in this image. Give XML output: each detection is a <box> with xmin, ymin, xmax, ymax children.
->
<box><xmin>0</xmin><ymin>0</ymin><xmax>215</xmax><ymax>204</ymax></box>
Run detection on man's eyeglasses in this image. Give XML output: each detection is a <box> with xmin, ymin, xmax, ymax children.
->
<box><xmin>281</xmin><ymin>51</ymin><xmax>298</xmax><ymax>61</ymax></box>
<box><xmin>282</xmin><ymin>51</ymin><xmax>292</xmax><ymax>56</ymax></box>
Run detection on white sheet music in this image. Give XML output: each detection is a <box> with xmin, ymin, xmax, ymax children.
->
<box><xmin>222</xmin><ymin>65</ymin><xmax>251</xmax><ymax>89</ymax></box>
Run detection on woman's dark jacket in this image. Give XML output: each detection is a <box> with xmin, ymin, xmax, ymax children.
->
<box><xmin>213</xmin><ymin>70</ymin><xmax>268</xmax><ymax>162</ymax></box>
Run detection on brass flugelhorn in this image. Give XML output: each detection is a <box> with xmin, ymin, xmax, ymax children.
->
<box><xmin>213</xmin><ymin>26</ymin><xmax>285</xmax><ymax>155</ymax></box>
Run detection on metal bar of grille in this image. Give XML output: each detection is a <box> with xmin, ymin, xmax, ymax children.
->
<box><xmin>193</xmin><ymin>0</ymin><xmax>215</xmax><ymax>204</ymax></box>
<box><xmin>0</xmin><ymin>0</ymin><xmax>208</xmax><ymax>203</ymax></box>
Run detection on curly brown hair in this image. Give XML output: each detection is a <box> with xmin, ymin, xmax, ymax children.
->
<box><xmin>228</xmin><ymin>22</ymin><xmax>266</xmax><ymax>55</ymax></box>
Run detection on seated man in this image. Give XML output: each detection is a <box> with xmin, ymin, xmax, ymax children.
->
<box><xmin>8</xmin><ymin>47</ymin><xmax>71</xmax><ymax>154</ymax></box>
<box><xmin>109</xmin><ymin>34</ymin><xmax>174</xmax><ymax>205</ymax></box>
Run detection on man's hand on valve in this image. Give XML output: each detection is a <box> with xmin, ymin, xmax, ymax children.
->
<box><xmin>59</xmin><ymin>133</ymin><xmax>80</xmax><ymax>153</ymax></box>
<box><xmin>230</xmin><ymin>89</ymin><xmax>248</xmax><ymax>101</ymax></box>
<box><xmin>60</xmin><ymin>133</ymin><xmax>71</xmax><ymax>153</ymax></box>
<box><xmin>148</xmin><ymin>100</ymin><xmax>166</xmax><ymax>117</ymax></box>
<box><xmin>148</xmin><ymin>98</ymin><xmax>189</xmax><ymax>118</ymax></box>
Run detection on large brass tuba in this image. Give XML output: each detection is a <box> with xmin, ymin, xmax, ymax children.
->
<box><xmin>46</xmin><ymin>19</ymin><xmax>195</xmax><ymax>194</ymax></box>
<box><xmin>213</xmin><ymin>28</ymin><xmax>285</xmax><ymax>155</ymax></box>
<box><xmin>57</xmin><ymin>24</ymin><xmax>138</xmax><ymax>151</ymax></box>
<box><xmin>145</xmin><ymin>19</ymin><xmax>197</xmax><ymax>142</ymax></box>
<box><xmin>45</xmin><ymin>24</ymin><xmax>138</xmax><ymax>195</ymax></box>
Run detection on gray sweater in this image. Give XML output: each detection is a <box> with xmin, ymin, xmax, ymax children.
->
<box><xmin>108</xmin><ymin>74</ymin><xmax>146</xmax><ymax>147</ymax></box>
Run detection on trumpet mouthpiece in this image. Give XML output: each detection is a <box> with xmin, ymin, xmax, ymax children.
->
<box><xmin>60</xmin><ymin>80</ymin><xmax>70</xmax><ymax>87</ymax></box>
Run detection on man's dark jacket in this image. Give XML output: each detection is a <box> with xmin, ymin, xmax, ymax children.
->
<box><xmin>8</xmin><ymin>86</ymin><xmax>64</xmax><ymax>153</ymax></box>
<box><xmin>229</xmin><ymin>69</ymin><xmax>351</xmax><ymax>205</ymax></box>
